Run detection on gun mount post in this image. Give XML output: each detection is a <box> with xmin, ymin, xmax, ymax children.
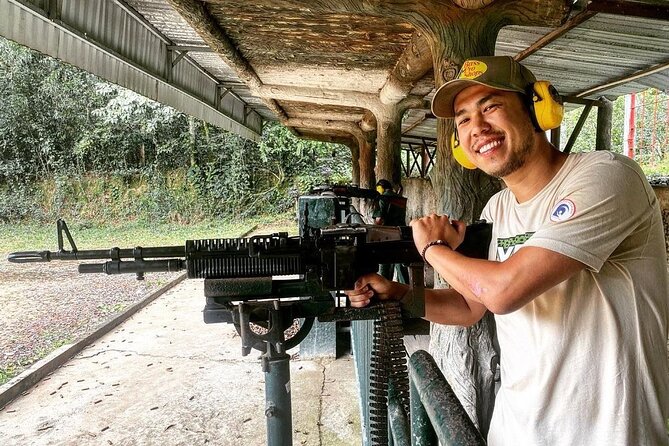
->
<box><xmin>237</xmin><ymin>301</ymin><xmax>294</xmax><ymax>445</ymax></box>
<box><xmin>261</xmin><ymin>301</ymin><xmax>293</xmax><ymax>446</ymax></box>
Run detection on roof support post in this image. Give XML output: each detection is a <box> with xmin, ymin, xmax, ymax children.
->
<box><xmin>564</xmin><ymin>103</ymin><xmax>594</xmax><ymax>154</ymax></box>
<box><xmin>375</xmin><ymin>96</ymin><xmax>427</xmax><ymax>187</ymax></box>
<box><xmin>550</xmin><ymin>127</ymin><xmax>561</xmax><ymax>149</ymax></box>
<box><xmin>596</xmin><ymin>97</ymin><xmax>613</xmax><ymax>151</ymax></box>
<box><xmin>165</xmin><ymin>48</ymin><xmax>173</xmax><ymax>83</ymax></box>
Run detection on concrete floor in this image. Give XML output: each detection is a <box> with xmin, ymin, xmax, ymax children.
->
<box><xmin>0</xmin><ymin>280</ymin><xmax>361</xmax><ymax>446</ymax></box>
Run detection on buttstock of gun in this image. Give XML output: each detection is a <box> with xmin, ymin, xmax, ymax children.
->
<box><xmin>7</xmin><ymin>251</ymin><xmax>52</xmax><ymax>263</ymax></box>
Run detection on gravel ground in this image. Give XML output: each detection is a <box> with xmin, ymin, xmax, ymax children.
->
<box><xmin>0</xmin><ymin>254</ymin><xmax>180</xmax><ymax>381</ymax></box>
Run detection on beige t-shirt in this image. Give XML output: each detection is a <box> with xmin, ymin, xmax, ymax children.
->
<box><xmin>481</xmin><ymin>151</ymin><xmax>669</xmax><ymax>445</ymax></box>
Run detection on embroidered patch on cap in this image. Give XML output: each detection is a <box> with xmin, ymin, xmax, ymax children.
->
<box><xmin>459</xmin><ymin>60</ymin><xmax>487</xmax><ymax>80</ymax></box>
<box><xmin>550</xmin><ymin>199</ymin><xmax>576</xmax><ymax>222</ymax></box>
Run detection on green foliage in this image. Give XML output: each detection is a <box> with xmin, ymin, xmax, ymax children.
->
<box><xmin>0</xmin><ymin>37</ymin><xmax>351</xmax><ymax>223</ymax></box>
<box><xmin>560</xmin><ymin>89</ymin><xmax>669</xmax><ymax>176</ymax></box>
<box><xmin>0</xmin><ymin>39</ymin><xmax>103</xmax><ymax>182</ymax></box>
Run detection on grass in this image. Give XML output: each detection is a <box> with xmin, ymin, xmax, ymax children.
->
<box><xmin>639</xmin><ymin>155</ymin><xmax>669</xmax><ymax>177</ymax></box>
<box><xmin>0</xmin><ymin>213</ymin><xmax>298</xmax><ymax>253</ymax></box>
<box><xmin>0</xmin><ymin>336</ymin><xmax>73</xmax><ymax>386</ymax></box>
<box><xmin>97</xmin><ymin>302</ymin><xmax>128</xmax><ymax>315</ymax></box>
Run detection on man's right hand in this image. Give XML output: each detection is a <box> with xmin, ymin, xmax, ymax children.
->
<box><xmin>345</xmin><ymin>273</ymin><xmax>409</xmax><ymax>308</ymax></box>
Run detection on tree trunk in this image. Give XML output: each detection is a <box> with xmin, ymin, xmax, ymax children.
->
<box><xmin>375</xmin><ymin>105</ymin><xmax>403</xmax><ymax>187</ymax></box>
<box><xmin>138</xmin><ymin>143</ymin><xmax>146</xmax><ymax>166</ymax></box>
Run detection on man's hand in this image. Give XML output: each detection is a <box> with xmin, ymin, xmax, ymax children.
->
<box><xmin>345</xmin><ymin>273</ymin><xmax>408</xmax><ymax>308</ymax></box>
<box><xmin>410</xmin><ymin>214</ymin><xmax>466</xmax><ymax>254</ymax></box>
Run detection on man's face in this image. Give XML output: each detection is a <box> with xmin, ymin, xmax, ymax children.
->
<box><xmin>453</xmin><ymin>84</ymin><xmax>537</xmax><ymax>178</ymax></box>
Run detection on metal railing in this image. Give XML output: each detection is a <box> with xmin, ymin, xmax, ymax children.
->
<box><xmin>401</xmin><ymin>139</ymin><xmax>437</xmax><ymax>179</ymax></box>
<box><xmin>388</xmin><ymin>349</ymin><xmax>486</xmax><ymax>446</ymax></box>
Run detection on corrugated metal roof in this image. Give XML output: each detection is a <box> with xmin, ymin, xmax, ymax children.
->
<box><xmin>2</xmin><ymin>0</ymin><xmax>667</xmax><ymax>145</ymax></box>
<box><xmin>497</xmin><ymin>13</ymin><xmax>669</xmax><ymax>99</ymax></box>
<box><xmin>0</xmin><ymin>0</ymin><xmax>263</xmax><ymax>140</ymax></box>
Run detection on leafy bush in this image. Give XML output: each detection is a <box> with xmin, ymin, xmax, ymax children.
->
<box><xmin>0</xmin><ymin>37</ymin><xmax>352</xmax><ymax>224</ymax></box>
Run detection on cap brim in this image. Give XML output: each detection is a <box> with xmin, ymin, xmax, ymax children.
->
<box><xmin>431</xmin><ymin>79</ymin><xmax>525</xmax><ymax>119</ymax></box>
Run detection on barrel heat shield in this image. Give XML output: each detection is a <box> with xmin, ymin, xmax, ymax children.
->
<box><xmin>186</xmin><ymin>236</ymin><xmax>304</xmax><ymax>279</ymax></box>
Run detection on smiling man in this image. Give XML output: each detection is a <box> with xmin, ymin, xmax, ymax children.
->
<box><xmin>347</xmin><ymin>56</ymin><xmax>669</xmax><ymax>444</ymax></box>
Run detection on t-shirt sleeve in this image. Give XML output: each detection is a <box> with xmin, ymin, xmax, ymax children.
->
<box><xmin>480</xmin><ymin>197</ymin><xmax>497</xmax><ymax>261</ymax></box>
<box><xmin>522</xmin><ymin>156</ymin><xmax>656</xmax><ymax>272</ymax></box>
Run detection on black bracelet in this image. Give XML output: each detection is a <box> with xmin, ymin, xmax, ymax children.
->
<box><xmin>420</xmin><ymin>240</ymin><xmax>451</xmax><ymax>265</ymax></box>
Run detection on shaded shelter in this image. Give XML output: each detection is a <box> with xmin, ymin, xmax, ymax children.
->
<box><xmin>2</xmin><ymin>0</ymin><xmax>669</xmax><ymax>442</ymax></box>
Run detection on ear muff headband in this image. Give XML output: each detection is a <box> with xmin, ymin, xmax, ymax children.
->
<box><xmin>451</xmin><ymin>132</ymin><xmax>476</xmax><ymax>170</ymax></box>
<box><xmin>528</xmin><ymin>81</ymin><xmax>564</xmax><ymax>131</ymax></box>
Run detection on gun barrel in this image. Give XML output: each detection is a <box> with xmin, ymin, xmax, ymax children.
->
<box><xmin>79</xmin><ymin>259</ymin><xmax>186</xmax><ymax>275</ymax></box>
<box><xmin>7</xmin><ymin>245</ymin><xmax>186</xmax><ymax>264</ymax></box>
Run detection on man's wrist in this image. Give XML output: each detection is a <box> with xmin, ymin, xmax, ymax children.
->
<box><xmin>420</xmin><ymin>240</ymin><xmax>451</xmax><ymax>266</ymax></box>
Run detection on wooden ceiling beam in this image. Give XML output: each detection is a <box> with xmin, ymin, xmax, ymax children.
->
<box><xmin>284</xmin><ymin>118</ymin><xmax>367</xmax><ymax>141</ymax></box>
<box><xmin>166</xmin><ymin>0</ymin><xmax>289</xmax><ymax>121</ymax></box>
<box><xmin>298</xmin><ymin>133</ymin><xmax>353</xmax><ymax>146</ymax></box>
<box><xmin>360</xmin><ymin>111</ymin><xmax>376</xmax><ymax>132</ymax></box>
<box><xmin>586</xmin><ymin>0</ymin><xmax>669</xmax><ymax>19</ymax></box>
<box><xmin>514</xmin><ymin>8</ymin><xmax>597</xmax><ymax>61</ymax></box>
<box><xmin>260</xmin><ymin>85</ymin><xmax>429</xmax><ymax>117</ymax></box>
<box><xmin>259</xmin><ymin>85</ymin><xmax>380</xmax><ymax>110</ymax></box>
<box><xmin>287</xmin><ymin>111</ymin><xmax>365</xmax><ymax>123</ymax></box>
<box><xmin>402</xmin><ymin>112</ymin><xmax>434</xmax><ymax>135</ymax></box>
<box><xmin>379</xmin><ymin>30</ymin><xmax>433</xmax><ymax>105</ymax></box>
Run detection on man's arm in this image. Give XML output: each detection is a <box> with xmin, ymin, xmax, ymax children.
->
<box><xmin>346</xmin><ymin>273</ymin><xmax>488</xmax><ymax>326</ymax></box>
<box><xmin>424</xmin><ymin>287</ymin><xmax>488</xmax><ymax>326</ymax></box>
<box><xmin>424</xmin><ymin>244</ymin><xmax>585</xmax><ymax>314</ymax></box>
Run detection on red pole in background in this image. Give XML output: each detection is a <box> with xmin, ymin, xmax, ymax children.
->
<box><xmin>625</xmin><ymin>93</ymin><xmax>636</xmax><ymax>159</ymax></box>
<box><xmin>651</xmin><ymin>90</ymin><xmax>659</xmax><ymax>162</ymax></box>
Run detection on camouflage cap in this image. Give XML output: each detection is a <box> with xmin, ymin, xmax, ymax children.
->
<box><xmin>432</xmin><ymin>56</ymin><xmax>537</xmax><ymax>118</ymax></box>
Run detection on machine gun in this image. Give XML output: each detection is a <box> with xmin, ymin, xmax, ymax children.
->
<box><xmin>8</xmin><ymin>217</ymin><xmax>492</xmax><ymax>445</ymax></box>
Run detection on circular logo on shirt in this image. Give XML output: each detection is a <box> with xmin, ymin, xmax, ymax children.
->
<box><xmin>550</xmin><ymin>199</ymin><xmax>576</xmax><ymax>222</ymax></box>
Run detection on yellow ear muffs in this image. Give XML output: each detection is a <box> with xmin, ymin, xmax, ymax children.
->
<box><xmin>451</xmin><ymin>132</ymin><xmax>476</xmax><ymax>170</ymax></box>
<box><xmin>530</xmin><ymin>81</ymin><xmax>564</xmax><ymax>131</ymax></box>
